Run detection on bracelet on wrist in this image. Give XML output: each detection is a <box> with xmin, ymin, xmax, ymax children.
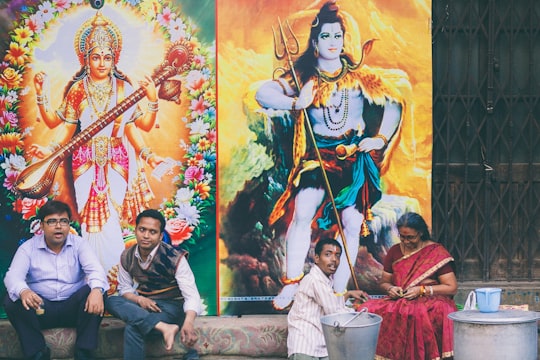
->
<box><xmin>36</xmin><ymin>94</ymin><xmax>48</xmax><ymax>106</ymax></box>
<box><xmin>147</xmin><ymin>100</ymin><xmax>159</xmax><ymax>113</ymax></box>
<box><xmin>373</xmin><ymin>134</ymin><xmax>389</xmax><ymax>147</ymax></box>
<box><xmin>139</xmin><ymin>147</ymin><xmax>156</xmax><ymax>166</ymax></box>
<box><xmin>291</xmin><ymin>97</ymin><xmax>298</xmax><ymax>111</ymax></box>
<box><xmin>140</xmin><ymin>147</ymin><xmax>152</xmax><ymax>162</ymax></box>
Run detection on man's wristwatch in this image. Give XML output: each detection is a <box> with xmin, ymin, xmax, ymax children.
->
<box><xmin>94</xmin><ymin>287</ymin><xmax>105</xmax><ymax>295</ymax></box>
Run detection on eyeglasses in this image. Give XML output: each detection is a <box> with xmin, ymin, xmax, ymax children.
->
<box><xmin>398</xmin><ymin>233</ymin><xmax>419</xmax><ymax>241</ymax></box>
<box><xmin>44</xmin><ymin>218</ymin><xmax>70</xmax><ymax>227</ymax></box>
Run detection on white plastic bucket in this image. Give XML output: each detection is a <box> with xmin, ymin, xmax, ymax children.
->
<box><xmin>475</xmin><ymin>287</ymin><xmax>501</xmax><ymax>313</ymax></box>
<box><xmin>320</xmin><ymin>309</ymin><xmax>382</xmax><ymax>360</ymax></box>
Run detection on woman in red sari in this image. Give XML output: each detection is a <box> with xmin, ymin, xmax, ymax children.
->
<box><xmin>358</xmin><ymin>212</ymin><xmax>457</xmax><ymax>360</ymax></box>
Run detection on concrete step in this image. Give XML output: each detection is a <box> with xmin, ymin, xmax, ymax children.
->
<box><xmin>0</xmin><ymin>315</ymin><xmax>289</xmax><ymax>359</ymax></box>
<box><xmin>47</xmin><ymin>357</ymin><xmax>287</xmax><ymax>360</ymax></box>
<box><xmin>1</xmin><ymin>283</ymin><xmax>538</xmax><ymax>359</ymax></box>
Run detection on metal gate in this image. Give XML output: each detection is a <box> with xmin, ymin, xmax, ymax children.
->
<box><xmin>431</xmin><ymin>0</ymin><xmax>540</xmax><ymax>281</ymax></box>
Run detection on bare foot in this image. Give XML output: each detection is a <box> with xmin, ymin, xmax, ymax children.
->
<box><xmin>155</xmin><ymin>321</ymin><xmax>180</xmax><ymax>351</ymax></box>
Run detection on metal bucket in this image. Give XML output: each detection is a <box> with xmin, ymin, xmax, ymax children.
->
<box><xmin>448</xmin><ymin>309</ymin><xmax>540</xmax><ymax>360</ymax></box>
<box><xmin>320</xmin><ymin>309</ymin><xmax>382</xmax><ymax>360</ymax></box>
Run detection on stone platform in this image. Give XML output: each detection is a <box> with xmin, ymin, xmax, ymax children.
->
<box><xmin>0</xmin><ymin>315</ymin><xmax>288</xmax><ymax>359</ymax></box>
<box><xmin>0</xmin><ymin>284</ymin><xmax>538</xmax><ymax>359</ymax></box>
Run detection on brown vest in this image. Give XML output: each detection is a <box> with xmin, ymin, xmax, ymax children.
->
<box><xmin>120</xmin><ymin>242</ymin><xmax>186</xmax><ymax>300</ymax></box>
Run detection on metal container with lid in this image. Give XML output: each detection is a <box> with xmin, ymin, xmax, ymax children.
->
<box><xmin>448</xmin><ymin>309</ymin><xmax>539</xmax><ymax>360</ymax></box>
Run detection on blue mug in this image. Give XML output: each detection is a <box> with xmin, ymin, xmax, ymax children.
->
<box><xmin>475</xmin><ymin>288</ymin><xmax>501</xmax><ymax>313</ymax></box>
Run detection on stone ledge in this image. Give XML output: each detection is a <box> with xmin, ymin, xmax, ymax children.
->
<box><xmin>1</xmin><ymin>288</ymin><xmax>536</xmax><ymax>359</ymax></box>
<box><xmin>0</xmin><ymin>315</ymin><xmax>288</xmax><ymax>359</ymax></box>
<box><xmin>455</xmin><ymin>282</ymin><xmax>540</xmax><ymax>311</ymax></box>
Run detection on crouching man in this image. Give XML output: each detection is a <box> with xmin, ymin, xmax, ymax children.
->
<box><xmin>106</xmin><ymin>209</ymin><xmax>201</xmax><ymax>360</ymax></box>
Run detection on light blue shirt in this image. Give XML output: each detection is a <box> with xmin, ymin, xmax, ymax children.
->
<box><xmin>4</xmin><ymin>233</ymin><xmax>109</xmax><ymax>301</ymax></box>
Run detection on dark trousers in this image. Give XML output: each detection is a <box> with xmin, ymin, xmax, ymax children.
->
<box><xmin>106</xmin><ymin>296</ymin><xmax>198</xmax><ymax>360</ymax></box>
<box><xmin>3</xmin><ymin>285</ymin><xmax>104</xmax><ymax>358</ymax></box>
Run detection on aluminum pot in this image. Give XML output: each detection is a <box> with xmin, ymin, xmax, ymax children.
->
<box><xmin>448</xmin><ymin>309</ymin><xmax>539</xmax><ymax>360</ymax></box>
<box><xmin>321</xmin><ymin>309</ymin><xmax>382</xmax><ymax>360</ymax></box>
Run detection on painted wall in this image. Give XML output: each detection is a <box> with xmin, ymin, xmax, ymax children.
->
<box><xmin>0</xmin><ymin>0</ymin><xmax>431</xmax><ymax>317</ymax></box>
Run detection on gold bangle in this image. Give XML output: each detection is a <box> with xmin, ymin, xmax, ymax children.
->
<box><xmin>291</xmin><ymin>97</ymin><xmax>298</xmax><ymax>111</ymax></box>
<box><xmin>373</xmin><ymin>134</ymin><xmax>389</xmax><ymax>147</ymax></box>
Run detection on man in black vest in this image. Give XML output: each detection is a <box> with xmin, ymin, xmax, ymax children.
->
<box><xmin>105</xmin><ymin>209</ymin><xmax>201</xmax><ymax>360</ymax></box>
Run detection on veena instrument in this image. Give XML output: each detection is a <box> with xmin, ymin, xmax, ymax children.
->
<box><xmin>14</xmin><ymin>42</ymin><xmax>193</xmax><ymax>199</ymax></box>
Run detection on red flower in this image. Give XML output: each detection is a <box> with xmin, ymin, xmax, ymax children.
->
<box><xmin>184</xmin><ymin>166</ymin><xmax>204</xmax><ymax>184</ymax></box>
<box><xmin>165</xmin><ymin>218</ymin><xmax>194</xmax><ymax>246</ymax></box>
<box><xmin>13</xmin><ymin>197</ymin><xmax>48</xmax><ymax>220</ymax></box>
<box><xmin>190</xmin><ymin>96</ymin><xmax>206</xmax><ymax>116</ymax></box>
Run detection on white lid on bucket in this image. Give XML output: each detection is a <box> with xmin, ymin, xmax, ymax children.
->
<box><xmin>448</xmin><ymin>309</ymin><xmax>539</xmax><ymax>324</ymax></box>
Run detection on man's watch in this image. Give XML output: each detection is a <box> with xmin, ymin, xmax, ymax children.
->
<box><xmin>94</xmin><ymin>287</ymin><xmax>105</xmax><ymax>295</ymax></box>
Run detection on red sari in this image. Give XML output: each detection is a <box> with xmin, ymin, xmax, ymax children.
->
<box><xmin>360</xmin><ymin>243</ymin><xmax>457</xmax><ymax>360</ymax></box>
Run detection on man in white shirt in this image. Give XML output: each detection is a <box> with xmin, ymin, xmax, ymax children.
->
<box><xmin>287</xmin><ymin>238</ymin><xmax>367</xmax><ymax>360</ymax></box>
<box><xmin>105</xmin><ymin>209</ymin><xmax>201</xmax><ymax>360</ymax></box>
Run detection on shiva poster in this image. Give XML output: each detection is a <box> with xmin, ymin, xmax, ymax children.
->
<box><xmin>218</xmin><ymin>0</ymin><xmax>432</xmax><ymax>314</ymax></box>
<box><xmin>0</xmin><ymin>0</ymin><xmax>217</xmax><ymax>314</ymax></box>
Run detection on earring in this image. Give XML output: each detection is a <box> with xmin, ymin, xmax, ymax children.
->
<box><xmin>314</xmin><ymin>45</ymin><xmax>319</xmax><ymax>58</ymax></box>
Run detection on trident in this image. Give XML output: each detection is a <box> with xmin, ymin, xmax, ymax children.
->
<box><xmin>272</xmin><ymin>18</ymin><xmax>360</xmax><ymax>291</ymax></box>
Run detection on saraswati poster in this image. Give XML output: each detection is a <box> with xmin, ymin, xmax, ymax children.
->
<box><xmin>217</xmin><ymin>0</ymin><xmax>433</xmax><ymax>315</ymax></box>
<box><xmin>0</xmin><ymin>0</ymin><xmax>217</xmax><ymax>314</ymax></box>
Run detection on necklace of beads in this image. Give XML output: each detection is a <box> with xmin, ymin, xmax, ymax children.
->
<box><xmin>323</xmin><ymin>88</ymin><xmax>349</xmax><ymax>131</ymax></box>
<box><xmin>316</xmin><ymin>58</ymin><xmax>349</xmax><ymax>83</ymax></box>
<box><xmin>84</xmin><ymin>77</ymin><xmax>113</xmax><ymax>118</ymax></box>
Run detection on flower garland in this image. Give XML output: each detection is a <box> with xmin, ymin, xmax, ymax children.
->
<box><xmin>0</xmin><ymin>0</ymin><xmax>216</xmax><ymax>249</ymax></box>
